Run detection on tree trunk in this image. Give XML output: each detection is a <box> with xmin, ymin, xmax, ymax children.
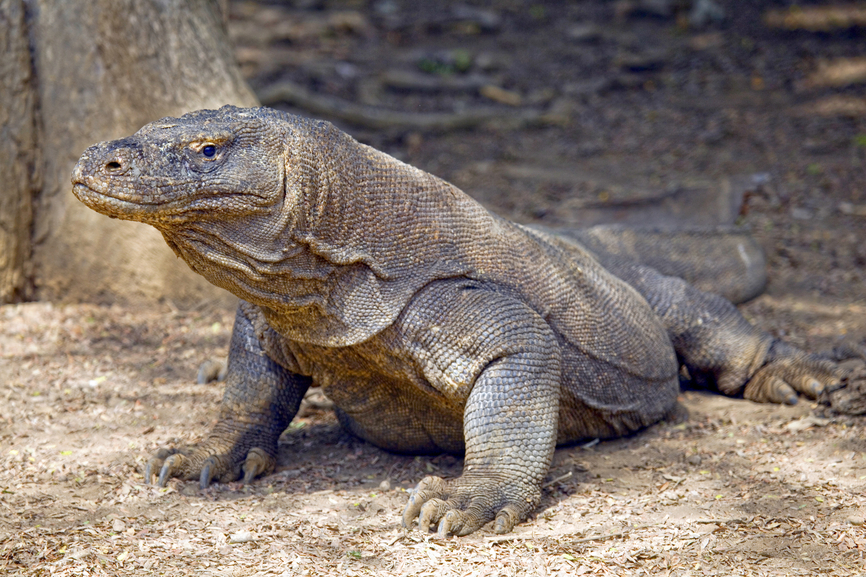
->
<box><xmin>0</xmin><ymin>0</ymin><xmax>258</xmax><ymax>307</ymax></box>
<box><xmin>0</xmin><ymin>0</ymin><xmax>37</xmax><ymax>302</ymax></box>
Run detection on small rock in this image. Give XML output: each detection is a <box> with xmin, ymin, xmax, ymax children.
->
<box><xmin>689</xmin><ymin>0</ymin><xmax>725</xmax><ymax>27</ymax></box>
<box><xmin>790</xmin><ymin>207</ymin><xmax>813</xmax><ymax>220</ymax></box>
<box><xmin>687</xmin><ymin>454</ymin><xmax>702</xmax><ymax>466</ymax></box>
<box><xmin>181</xmin><ymin>484</ymin><xmax>200</xmax><ymax>497</ymax></box>
<box><xmin>452</xmin><ymin>5</ymin><xmax>502</xmax><ymax>32</ymax></box>
<box><xmin>378</xmin><ymin>479</ymin><xmax>391</xmax><ymax>491</ymax></box>
<box><xmin>786</xmin><ymin>415</ymin><xmax>831</xmax><ymax>433</ymax></box>
<box><xmin>567</xmin><ymin>24</ymin><xmax>602</xmax><ymax>42</ymax></box>
<box><xmin>111</xmin><ymin>519</ymin><xmax>126</xmax><ymax>532</ymax></box>
<box><xmin>617</xmin><ymin>52</ymin><xmax>666</xmax><ymax>73</ymax></box>
<box><xmin>229</xmin><ymin>530</ymin><xmax>255</xmax><ymax>544</ymax></box>
<box><xmin>839</xmin><ymin>202</ymin><xmax>866</xmax><ymax>216</ymax></box>
<box><xmin>848</xmin><ymin>515</ymin><xmax>864</xmax><ymax>526</ymax></box>
<box><xmin>373</xmin><ymin>0</ymin><xmax>398</xmax><ymax>16</ymax></box>
<box><xmin>688</xmin><ymin>32</ymin><xmax>724</xmax><ymax>51</ymax></box>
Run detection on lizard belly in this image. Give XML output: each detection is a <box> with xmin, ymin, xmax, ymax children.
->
<box><xmin>322</xmin><ymin>374</ymin><xmax>466</xmax><ymax>454</ymax></box>
<box><xmin>283</xmin><ymin>336</ymin><xmax>467</xmax><ymax>454</ymax></box>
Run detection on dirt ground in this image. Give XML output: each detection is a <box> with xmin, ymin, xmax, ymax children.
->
<box><xmin>3</xmin><ymin>1</ymin><xmax>866</xmax><ymax>575</ymax></box>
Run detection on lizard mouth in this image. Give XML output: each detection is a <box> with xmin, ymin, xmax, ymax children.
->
<box><xmin>72</xmin><ymin>175</ymin><xmax>270</xmax><ymax>225</ymax></box>
<box><xmin>71</xmin><ymin>167</ymin><xmax>176</xmax><ymax>223</ymax></box>
<box><xmin>72</xmin><ymin>180</ymin><xmax>151</xmax><ymax>220</ymax></box>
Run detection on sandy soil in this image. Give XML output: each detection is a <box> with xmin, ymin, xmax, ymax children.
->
<box><xmin>3</xmin><ymin>1</ymin><xmax>866</xmax><ymax>575</ymax></box>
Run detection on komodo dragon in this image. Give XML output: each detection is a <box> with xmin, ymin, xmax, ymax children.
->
<box><xmin>72</xmin><ymin>105</ymin><xmax>860</xmax><ymax>537</ymax></box>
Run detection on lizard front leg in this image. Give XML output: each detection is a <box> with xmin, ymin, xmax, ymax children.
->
<box><xmin>146</xmin><ymin>303</ymin><xmax>310</xmax><ymax>488</ymax></box>
<box><xmin>396</xmin><ymin>281</ymin><xmax>560</xmax><ymax>536</ymax></box>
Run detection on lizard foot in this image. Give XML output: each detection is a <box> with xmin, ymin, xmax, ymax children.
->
<box><xmin>144</xmin><ymin>435</ymin><xmax>276</xmax><ymax>489</ymax></box>
<box><xmin>744</xmin><ymin>341</ymin><xmax>843</xmax><ymax>405</ymax></box>
<box><xmin>402</xmin><ymin>475</ymin><xmax>538</xmax><ymax>537</ymax></box>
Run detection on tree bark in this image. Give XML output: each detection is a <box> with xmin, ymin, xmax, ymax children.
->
<box><xmin>0</xmin><ymin>0</ymin><xmax>37</xmax><ymax>302</ymax></box>
<box><xmin>0</xmin><ymin>0</ymin><xmax>258</xmax><ymax>307</ymax></box>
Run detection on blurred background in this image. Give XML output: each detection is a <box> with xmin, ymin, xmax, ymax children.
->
<box><xmin>1</xmin><ymin>0</ymin><xmax>864</xmax><ymax>312</ymax></box>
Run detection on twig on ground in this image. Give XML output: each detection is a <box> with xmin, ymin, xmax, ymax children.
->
<box><xmin>542</xmin><ymin>471</ymin><xmax>573</xmax><ymax>489</ymax></box>
<box><xmin>257</xmin><ymin>79</ymin><xmax>548</xmax><ymax>131</ymax></box>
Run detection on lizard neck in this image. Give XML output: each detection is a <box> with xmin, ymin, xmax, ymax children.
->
<box><xmin>164</xmin><ymin>123</ymin><xmax>496</xmax><ymax>347</ymax></box>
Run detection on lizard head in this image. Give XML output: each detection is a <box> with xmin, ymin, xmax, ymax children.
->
<box><xmin>72</xmin><ymin>105</ymin><xmax>351</xmax><ymax>313</ymax></box>
<box><xmin>72</xmin><ymin>105</ymin><xmax>289</xmax><ymax>226</ymax></box>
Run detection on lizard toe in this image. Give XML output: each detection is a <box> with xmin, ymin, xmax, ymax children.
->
<box><xmin>402</xmin><ymin>476</ymin><xmax>448</xmax><ymax>528</ymax></box>
<box><xmin>493</xmin><ymin>505</ymin><xmax>522</xmax><ymax>534</ymax></box>
<box><xmin>145</xmin><ymin>448</ymin><xmax>177</xmax><ymax>485</ymax></box>
<box><xmin>199</xmin><ymin>456</ymin><xmax>218</xmax><ymax>489</ymax></box>
<box><xmin>241</xmin><ymin>448</ymin><xmax>273</xmax><ymax>484</ymax></box>
<box><xmin>419</xmin><ymin>499</ymin><xmax>451</xmax><ymax>532</ymax></box>
<box><xmin>437</xmin><ymin>509</ymin><xmax>478</xmax><ymax>538</ymax></box>
<box><xmin>157</xmin><ymin>454</ymin><xmax>185</xmax><ymax>487</ymax></box>
<box><xmin>436</xmin><ymin>502</ymin><xmax>497</xmax><ymax>537</ymax></box>
<box><xmin>819</xmin><ymin>358</ymin><xmax>866</xmax><ymax>415</ymax></box>
<box><xmin>744</xmin><ymin>374</ymin><xmax>797</xmax><ymax>405</ymax></box>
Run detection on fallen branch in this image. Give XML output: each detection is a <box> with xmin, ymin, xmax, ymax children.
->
<box><xmin>257</xmin><ymin>79</ymin><xmax>549</xmax><ymax>131</ymax></box>
<box><xmin>764</xmin><ymin>5</ymin><xmax>866</xmax><ymax>32</ymax></box>
<box><xmin>569</xmin><ymin>530</ymin><xmax>628</xmax><ymax>544</ymax></box>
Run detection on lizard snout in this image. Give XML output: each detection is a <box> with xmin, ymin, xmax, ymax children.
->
<box><xmin>96</xmin><ymin>138</ymin><xmax>144</xmax><ymax>177</ymax></box>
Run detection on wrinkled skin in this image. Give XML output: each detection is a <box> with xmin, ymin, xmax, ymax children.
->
<box><xmin>72</xmin><ymin>106</ymin><xmax>863</xmax><ymax>536</ymax></box>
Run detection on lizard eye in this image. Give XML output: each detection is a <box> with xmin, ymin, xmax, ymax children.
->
<box><xmin>202</xmin><ymin>145</ymin><xmax>217</xmax><ymax>158</ymax></box>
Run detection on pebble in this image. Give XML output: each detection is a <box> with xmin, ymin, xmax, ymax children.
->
<box><xmin>790</xmin><ymin>207</ymin><xmax>813</xmax><ymax>220</ymax></box>
<box><xmin>567</xmin><ymin>24</ymin><xmax>602</xmax><ymax>43</ymax></box>
<box><xmin>229</xmin><ymin>530</ymin><xmax>255</xmax><ymax>544</ymax></box>
<box><xmin>839</xmin><ymin>202</ymin><xmax>866</xmax><ymax>216</ymax></box>
<box><xmin>378</xmin><ymin>479</ymin><xmax>391</xmax><ymax>491</ymax></box>
<box><xmin>687</xmin><ymin>454</ymin><xmax>702</xmax><ymax>466</ymax></box>
<box><xmin>848</xmin><ymin>516</ymin><xmax>864</xmax><ymax>526</ymax></box>
<box><xmin>181</xmin><ymin>484</ymin><xmax>200</xmax><ymax>496</ymax></box>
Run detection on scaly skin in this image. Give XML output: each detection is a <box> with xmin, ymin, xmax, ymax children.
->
<box><xmin>72</xmin><ymin>106</ymin><xmax>861</xmax><ymax>536</ymax></box>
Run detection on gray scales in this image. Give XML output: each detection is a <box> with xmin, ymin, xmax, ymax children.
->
<box><xmin>72</xmin><ymin>106</ymin><xmax>864</xmax><ymax>537</ymax></box>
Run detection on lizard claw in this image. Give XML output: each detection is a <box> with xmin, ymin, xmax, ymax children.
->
<box><xmin>437</xmin><ymin>510</ymin><xmax>467</xmax><ymax>538</ymax></box>
<box><xmin>493</xmin><ymin>506</ymin><xmax>520</xmax><ymax>534</ymax></box>
<box><xmin>145</xmin><ymin>448</ymin><xmax>177</xmax><ymax>485</ymax></box>
<box><xmin>819</xmin><ymin>357</ymin><xmax>866</xmax><ymax>415</ymax></box>
<box><xmin>157</xmin><ymin>454</ymin><xmax>185</xmax><ymax>487</ymax></box>
<box><xmin>199</xmin><ymin>457</ymin><xmax>217</xmax><ymax>489</ymax></box>
<box><xmin>241</xmin><ymin>448</ymin><xmax>272</xmax><ymax>484</ymax></box>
